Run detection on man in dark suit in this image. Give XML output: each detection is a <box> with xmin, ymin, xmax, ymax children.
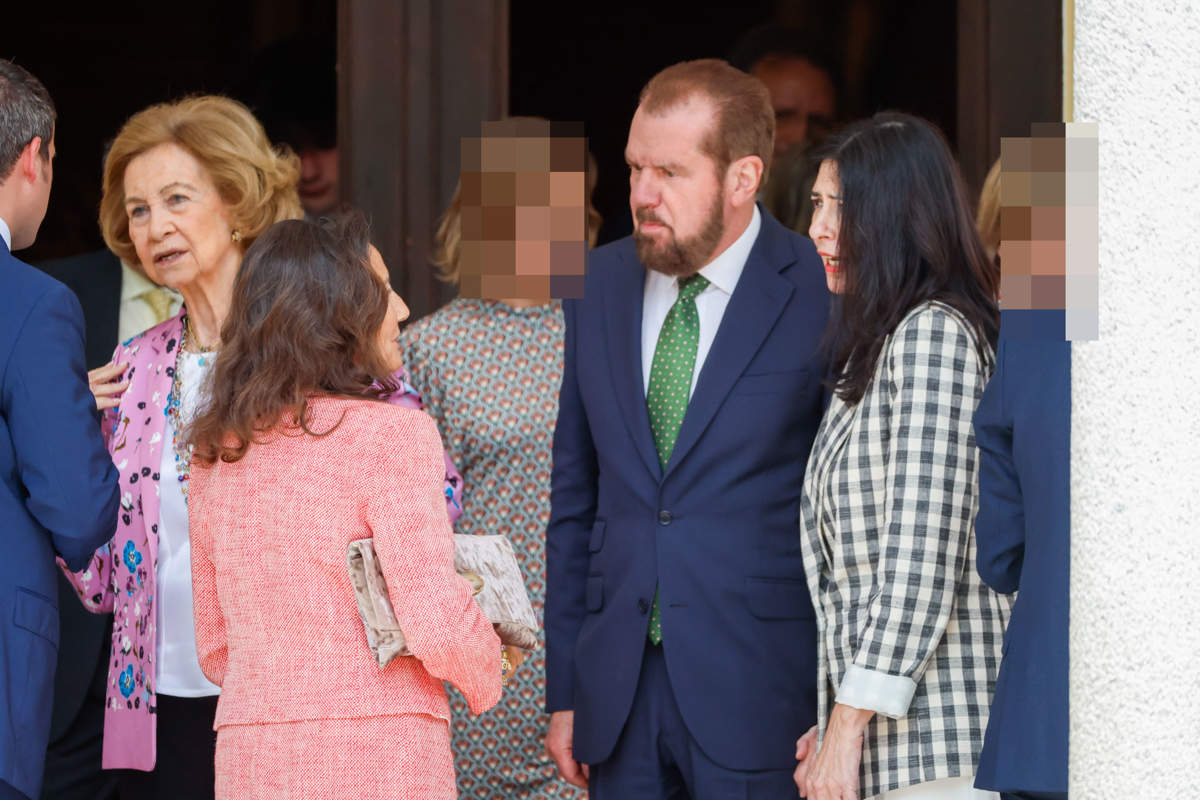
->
<box><xmin>0</xmin><ymin>58</ymin><xmax>120</xmax><ymax>800</ymax></box>
<box><xmin>973</xmin><ymin>315</ymin><xmax>1070</xmax><ymax>800</ymax></box>
<box><xmin>36</xmin><ymin>248</ymin><xmax>120</xmax><ymax>800</ymax></box>
<box><xmin>544</xmin><ymin>59</ymin><xmax>829</xmax><ymax>798</ymax></box>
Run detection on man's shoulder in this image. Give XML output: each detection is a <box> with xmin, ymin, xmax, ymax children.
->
<box><xmin>2</xmin><ymin>248</ymin><xmax>73</xmax><ymax>309</ymax></box>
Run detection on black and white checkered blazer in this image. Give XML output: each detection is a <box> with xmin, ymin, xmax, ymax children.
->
<box><xmin>800</xmin><ymin>301</ymin><xmax>1013</xmax><ymax>798</ymax></box>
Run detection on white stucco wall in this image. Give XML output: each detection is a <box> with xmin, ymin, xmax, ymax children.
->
<box><xmin>1071</xmin><ymin>1</ymin><xmax>1200</xmax><ymax>796</ymax></box>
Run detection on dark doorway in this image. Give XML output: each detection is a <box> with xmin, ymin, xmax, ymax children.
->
<box><xmin>3</xmin><ymin>0</ymin><xmax>335</xmax><ymax>264</ymax></box>
<box><xmin>509</xmin><ymin>0</ymin><xmax>959</xmax><ymax>246</ymax></box>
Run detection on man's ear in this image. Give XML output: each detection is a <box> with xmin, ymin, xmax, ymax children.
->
<box><xmin>726</xmin><ymin>154</ymin><xmax>764</xmax><ymax>208</ymax></box>
<box><xmin>16</xmin><ymin>137</ymin><xmax>44</xmax><ymax>185</ymax></box>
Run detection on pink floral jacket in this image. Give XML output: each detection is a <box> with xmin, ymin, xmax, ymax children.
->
<box><xmin>62</xmin><ymin>309</ymin><xmax>463</xmax><ymax>770</ymax></box>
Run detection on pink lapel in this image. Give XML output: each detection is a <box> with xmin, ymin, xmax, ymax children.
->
<box><xmin>118</xmin><ymin>311</ymin><xmax>185</xmax><ymax>569</ymax></box>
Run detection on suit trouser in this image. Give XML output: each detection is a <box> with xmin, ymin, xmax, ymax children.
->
<box><xmin>588</xmin><ymin>643</ymin><xmax>797</xmax><ymax>800</ymax></box>
<box><xmin>0</xmin><ymin>781</ymin><xmax>28</xmax><ymax>800</ymax></box>
<box><xmin>40</xmin><ymin>640</ymin><xmax>117</xmax><ymax>800</ymax></box>
<box><xmin>1000</xmin><ymin>793</ymin><xmax>1067</xmax><ymax>800</ymax></box>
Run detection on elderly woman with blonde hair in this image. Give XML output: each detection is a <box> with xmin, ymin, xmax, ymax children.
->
<box><xmin>60</xmin><ymin>95</ymin><xmax>462</xmax><ymax>799</ymax></box>
<box><xmin>55</xmin><ymin>95</ymin><xmax>301</xmax><ymax>799</ymax></box>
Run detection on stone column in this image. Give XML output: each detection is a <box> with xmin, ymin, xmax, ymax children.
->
<box><xmin>1072</xmin><ymin>1</ymin><xmax>1200</xmax><ymax>796</ymax></box>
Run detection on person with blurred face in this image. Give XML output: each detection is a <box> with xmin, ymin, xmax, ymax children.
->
<box><xmin>0</xmin><ymin>58</ymin><xmax>120</xmax><ymax>800</ymax></box>
<box><xmin>403</xmin><ymin>117</ymin><xmax>600</xmax><ymax>799</ymax></box>
<box><xmin>544</xmin><ymin>58</ymin><xmax>830</xmax><ymax>799</ymax></box>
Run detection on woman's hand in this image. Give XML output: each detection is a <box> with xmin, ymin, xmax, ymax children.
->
<box><xmin>88</xmin><ymin>362</ymin><xmax>129</xmax><ymax>411</ymax></box>
<box><xmin>501</xmin><ymin>645</ymin><xmax>527</xmax><ymax>683</ymax></box>
<box><xmin>793</xmin><ymin>724</ymin><xmax>819</xmax><ymax>794</ymax></box>
<box><xmin>802</xmin><ymin>703</ymin><xmax>873</xmax><ymax>800</ymax></box>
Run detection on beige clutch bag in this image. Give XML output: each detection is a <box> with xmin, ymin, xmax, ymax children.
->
<box><xmin>347</xmin><ymin>534</ymin><xmax>540</xmax><ymax>669</ymax></box>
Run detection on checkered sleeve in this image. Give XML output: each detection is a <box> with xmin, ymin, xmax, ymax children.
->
<box><xmin>837</xmin><ymin>307</ymin><xmax>988</xmax><ymax>718</ymax></box>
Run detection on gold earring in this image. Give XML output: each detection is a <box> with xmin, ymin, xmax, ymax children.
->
<box><xmin>231</xmin><ymin>230</ymin><xmax>242</xmax><ymax>243</ymax></box>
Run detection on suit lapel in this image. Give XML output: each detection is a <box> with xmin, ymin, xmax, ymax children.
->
<box><xmin>663</xmin><ymin>218</ymin><xmax>795</xmax><ymax>480</ymax></box>
<box><xmin>604</xmin><ymin>248</ymin><xmax>662</xmax><ymax>482</ymax></box>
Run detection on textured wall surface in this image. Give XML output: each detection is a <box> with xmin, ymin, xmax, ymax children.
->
<box><xmin>1072</xmin><ymin>1</ymin><xmax>1200</xmax><ymax>796</ymax></box>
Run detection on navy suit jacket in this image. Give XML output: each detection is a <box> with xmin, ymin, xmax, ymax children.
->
<box><xmin>0</xmin><ymin>241</ymin><xmax>119</xmax><ymax>798</ymax></box>
<box><xmin>972</xmin><ymin>325</ymin><xmax>1070</xmax><ymax>795</ymax></box>
<box><xmin>546</xmin><ymin>209</ymin><xmax>829</xmax><ymax>770</ymax></box>
<box><xmin>36</xmin><ymin>248</ymin><xmax>123</xmax><ymax>745</ymax></box>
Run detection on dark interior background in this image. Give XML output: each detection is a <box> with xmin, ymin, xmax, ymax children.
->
<box><xmin>510</xmin><ymin>0</ymin><xmax>957</xmax><ymax>245</ymax></box>
<box><xmin>5</xmin><ymin>0</ymin><xmax>956</xmax><ymax>267</ymax></box>
<box><xmin>4</xmin><ymin>0</ymin><xmax>336</xmax><ymax>263</ymax></box>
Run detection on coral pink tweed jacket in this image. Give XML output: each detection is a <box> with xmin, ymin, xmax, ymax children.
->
<box><xmin>61</xmin><ymin>310</ymin><xmax>466</xmax><ymax>770</ymax></box>
<box><xmin>188</xmin><ymin>396</ymin><xmax>502</xmax><ymax>732</ymax></box>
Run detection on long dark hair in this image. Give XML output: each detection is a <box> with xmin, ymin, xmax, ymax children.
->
<box><xmin>815</xmin><ymin>112</ymin><xmax>999</xmax><ymax>404</ymax></box>
<box><xmin>189</xmin><ymin>210</ymin><xmax>398</xmax><ymax>465</ymax></box>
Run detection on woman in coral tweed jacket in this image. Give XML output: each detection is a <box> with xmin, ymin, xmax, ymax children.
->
<box><xmin>62</xmin><ymin>311</ymin><xmax>464</xmax><ymax>771</ymax></box>
<box><xmin>189</xmin><ymin>398</ymin><xmax>500</xmax><ymax>797</ymax></box>
<box><xmin>187</xmin><ymin>213</ymin><xmax>501</xmax><ymax>799</ymax></box>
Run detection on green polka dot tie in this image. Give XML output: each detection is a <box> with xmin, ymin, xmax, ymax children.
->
<box><xmin>646</xmin><ymin>272</ymin><xmax>709</xmax><ymax>644</ymax></box>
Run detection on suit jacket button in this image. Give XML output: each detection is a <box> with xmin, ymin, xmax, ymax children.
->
<box><xmin>637</xmin><ymin>598</ymin><xmax>649</xmax><ymax>614</ymax></box>
<box><xmin>657</xmin><ymin>510</ymin><xmax>672</xmax><ymax>525</ymax></box>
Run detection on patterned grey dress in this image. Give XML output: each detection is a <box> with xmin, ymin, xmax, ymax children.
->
<box><xmin>402</xmin><ymin>298</ymin><xmax>583</xmax><ymax>800</ymax></box>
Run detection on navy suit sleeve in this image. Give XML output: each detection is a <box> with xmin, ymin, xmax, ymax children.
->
<box><xmin>544</xmin><ymin>297</ymin><xmax>599</xmax><ymax>712</ymax></box>
<box><xmin>972</xmin><ymin>342</ymin><xmax>1024</xmax><ymax>594</ymax></box>
<box><xmin>4</xmin><ymin>282</ymin><xmax>120</xmax><ymax>571</ymax></box>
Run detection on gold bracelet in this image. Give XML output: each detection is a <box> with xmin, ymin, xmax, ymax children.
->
<box><xmin>500</xmin><ymin>647</ymin><xmax>512</xmax><ymax>686</ymax></box>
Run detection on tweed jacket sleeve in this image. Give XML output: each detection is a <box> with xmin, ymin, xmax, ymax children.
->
<box><xmin>366</xmin><ymin>411</ymin><xmax>503</xmax><ymax>715</ymax></box>
<box><xmin>190</xmin><ymin>485</ymin><xmax>228</xmax><ymax>686</ymax></box>
<box><xmin>836</xmin><ymin>306</ymin><xmax>991</xmax><ymax>718</ymax></box>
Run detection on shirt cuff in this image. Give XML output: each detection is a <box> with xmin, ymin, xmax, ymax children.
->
<box><xmin>835</xmin><ymin>664</ymin><xmax>918</xmax><ymax>719</ymax></box>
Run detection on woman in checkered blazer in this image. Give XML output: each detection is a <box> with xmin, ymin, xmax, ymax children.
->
<box><xmin>794</xmin><ymin>113</ymin><xmax>1012</xmax><ymax>800</ymax></box>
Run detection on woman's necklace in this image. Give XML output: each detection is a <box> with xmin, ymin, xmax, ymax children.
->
<box><xmin>168</xmin><ymin>314</ymin><xmax>215</xmax><ymax>502</ymax></box>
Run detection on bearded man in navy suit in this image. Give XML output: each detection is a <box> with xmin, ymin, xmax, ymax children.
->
<box><xmin>545</xmin><ymin>59</ymin><xmax>830</xmax><ymax>799</ymax></box>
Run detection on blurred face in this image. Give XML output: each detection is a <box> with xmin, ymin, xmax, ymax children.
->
<box><xmin>368</xmin><ymin>245</ymin><xmax>409</xmax><ymax>373</ymax></box>
<box><xmin>298</xmin><ymin>147</ymin><xmax>339</xmax><ymax>215</ymax></box>
<box><xmin>809</xmin><ymin>160</ymin><xmax>844</xmax><ymax>294</ymax></box>
<box><xmin>626</xmin><ymin>99</ymin><xmax>726</xmax><ymax>277</ymax></box>
<box><xmin>123</xmin><ymin>142</ymin><xmax>240</xmax><ymax>292</ymax></box>
<box><xmin>752</xmin><ymin>56</ymin><xmax>836</xmax><ymax>156</ymax></box>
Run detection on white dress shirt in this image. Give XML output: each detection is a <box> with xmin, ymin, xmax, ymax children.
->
<box><xmin>156</xmin><ymin>350</ymin><xmax>220</xmax><ymax>697</ymax></box>
<box><xmin>118</xmin><ymin>263</ymin><xmax>182</xmax><ymax>342</ymax></box>
<box><xmin>641</xmin><ymin>205</ymin><xmax>762</xmax><ymax>396</ymax></box>
<box><xmin>0</xmin><ymin>216</ymin><xmax>11</xmax><ymax>250</ymax></box>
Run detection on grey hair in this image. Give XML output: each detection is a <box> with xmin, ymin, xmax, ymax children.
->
<box><xmin>0</xmin><ymin>59</ymin><xmax>55</xmax><ymax>181</ymax></box>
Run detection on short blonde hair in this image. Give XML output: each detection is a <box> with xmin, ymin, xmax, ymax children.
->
<box><xmin>100</xmin><ymin>95</ymin><xmax>302</xmax><ymax>265</ymax></box>
<box><xmin>976</xmin><ymin>157</ymin><xmax>1002</xmax><ymax>261</ymax></box>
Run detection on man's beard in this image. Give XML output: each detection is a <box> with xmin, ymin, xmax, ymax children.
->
<box><xmin>633</xmin><ymin>192</ymin><xmax>725</xmax><ymax>277</ymax></box>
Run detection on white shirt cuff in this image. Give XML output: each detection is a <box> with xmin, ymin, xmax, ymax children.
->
<box><xmin>834</xmin><ymin>664</ymin><xmax>918</xmax><ymax>719</ymax></box>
